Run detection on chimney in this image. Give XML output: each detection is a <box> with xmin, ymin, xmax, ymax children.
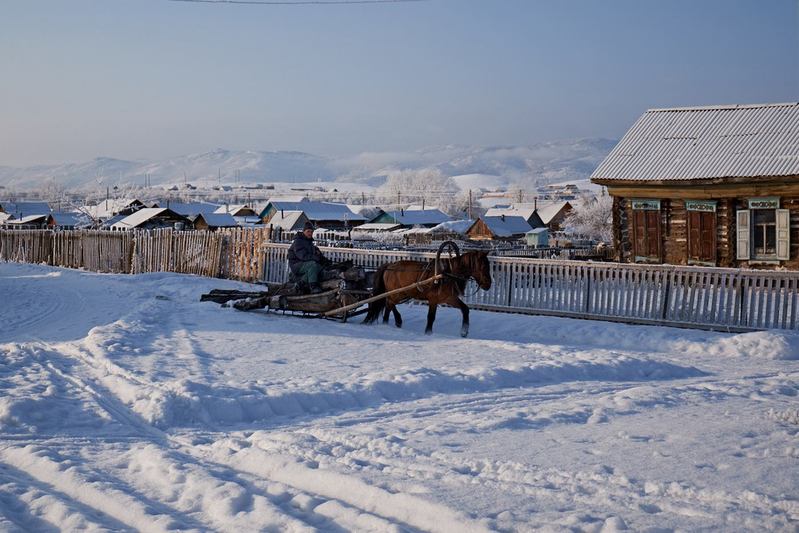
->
<box><xmin>534</xmin><ymin>198</ymin><xmax>538</xmax><ymax>210</ymax></box>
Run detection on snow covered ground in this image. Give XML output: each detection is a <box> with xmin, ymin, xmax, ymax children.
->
<box><xmin>1</xmin><ymin>262</ymin><xmax>797</xmax><ymax>532</ymax></box>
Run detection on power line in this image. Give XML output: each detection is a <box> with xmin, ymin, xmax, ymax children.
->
<box><xmin>168</xmin><ymin>0</ymin><xmax>426</xmax><ymax>5</ymax></box>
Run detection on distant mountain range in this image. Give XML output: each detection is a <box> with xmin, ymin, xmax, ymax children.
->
<box><xmin>0</xmin><ymin>138</ymin><xmax>615</xmax><ymax>191</ymax></box>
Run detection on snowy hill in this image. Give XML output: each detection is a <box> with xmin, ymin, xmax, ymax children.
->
<box><xmin>0</xmin><ymin>138</ymin><xmax>615</xmax><ymax>191</ymax></box>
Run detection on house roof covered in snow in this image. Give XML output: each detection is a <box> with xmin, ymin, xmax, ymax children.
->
<box><xmin>164</xmin><ymin>201</ymin><xmax>220</xmax><ymax>217</ymax></box>
<box><xmin>375</xmin><ymin>209</ymin><xmax>451</xmax><ymax>226</ymax></box>
<box><xmin>352</xmin><ymin>222</ymin><xmax>403</xmax><ymax>232</ymax></box>
<box><xmin>429</xmin><ymin>219</ymin><xmax>474</xmax><ymax>235</ymax></box>
<box><xmin>264</xmin><ymin>210</ymin><xmax>308</xmax><ymax>231</ymax></box>
<box><xmin>471</xmin><ymin>215</ymin><xmax>532</xmax><ymax>237</ymax></box>
<box><xmin>591</xmin><ymin>102</ymin><xmax>799</xmax><ymax>183</ymax></box>
<box><xmin>484</xmin><ymin>204</ymin><xmax>544</xmax><ymax>227</ymax></box>
<box><xmin>3</xmin><ymin>214</ymin><xmax>52</xmax><ymax>225</ymax></box>
<box><xmin>84</xmin><ymin>199</ymin><xmax>143</xmax><ymax>220</ymax></box>
<box><xmin>262</xmin><ymin>201</ymin><xmax>366</xmax><ymax>222</ymax></box>
<box><xmin>51</xmin><ymin>211</ymin><xmax>89</xmax><ymax>228</ymax></box>
<box><xmin>0</xmin><ymin>201</ymin><xmax>51</xmax><ymax>218</ymax></box>
<box><xmin>214</xmin><ymin>204</ymin><xmax>257</xmax><ymax>217</ymax></box>
<box><xmin>111</xmin><ymin>208</ymin><xmax>185</xmax><ymax>229</ymax></box>
<box><xmin>193</xmin><ymin>213</ymin><xmax>238</xmax><ymax>228</ymax></box>
<box><xmin>535</xmin><ymin>202</ymin><xmax>572</xmax><ymax>225</ymax></box>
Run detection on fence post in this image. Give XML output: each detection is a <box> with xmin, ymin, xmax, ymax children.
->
<box><xmin>506</xmin><ymin>262</ymin><xmax>514</xmax><ymax>307</ymax></box>
<box><xmin>661</xmin><ymin>270</ymin><xmax>671</xmax><ymax>320</ymax></box>
<box><xmin>584</xmin><ymin>266</ymin><xmax>591</xmax><ymax>313</ymax></box>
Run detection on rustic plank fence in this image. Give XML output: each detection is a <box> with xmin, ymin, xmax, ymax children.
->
<box><xmin>2</xmin><ymin>229</ymin><xmax>798</xmax><ymax>331</ymax></box>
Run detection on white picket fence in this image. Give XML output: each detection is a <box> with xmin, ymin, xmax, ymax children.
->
<box><xmin>263</xmin><ymin>243</ymin><xmax>799</xmax><ymax>331</ymax></box>
<box><xmin>2</xmin><ymin>229</ymin><xmax>798</xmax><ymax>332</ymax></box>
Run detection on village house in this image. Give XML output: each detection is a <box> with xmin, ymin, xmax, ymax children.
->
<box><xmin>260</xmin><ymin>200</ymin><xmax>366</xmax><ymax>229</ymax></box>
<box><xmin>370</xmin><ymin>208</ymin><xmax>452</xmax><ymax>229</ymax></box>
<box><xmin>263</xmin><ymin>210</ymin><xmax>310</xmax><ymax>233</ymax></box>
<box><xmin>2</xmin><ymin>213</ymin><xmax>55</xmax><ymax>229</ymax></box>
<box><xmin>214</xmin><ymin>204</ymin><xmax>258</xmax><ymax>217</ymax></box>
<box><xmin>162</xmin><ymin>201</ymin><xmax>221</xmax><ymax>218</ymax></box>
<box><xmin>111</xmin><ymin>208</ymin><xmax>189</xmax><ymax>230</ymax></box>
<box><xmin>0</xmin><ymin>201</ymin><xmax>52</xmax><ymax>219</ymax></box>
<box><xmin>590</xmin><ymin>102</ymin><xmax>799</xmax><ymax>269</ymax></box>
<box><xmin>466</xmin><ymin>215</ymin><xmax>532</xmax><ymax>241</ymax></box>
<box><xmin>484</xmin><ymin>203</ymin><xmax>546</xmax><ymax>230</ymax></box>
<box><xmin>84</xmin><ymin>198</ymin><xmax>146</xmax><ymax>222</ymax></box>
<box><xmin>191</xmin><ymin>213</ymin><xmax>238</xmax><ymax>231</ymax></box>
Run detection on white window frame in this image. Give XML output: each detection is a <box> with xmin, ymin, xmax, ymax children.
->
<box><xmin>737</xmin><ymin>197</ymin><xmax>790</xmax><ymax>262</ymax></box>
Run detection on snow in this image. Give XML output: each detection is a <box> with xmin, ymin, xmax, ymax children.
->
<box><xmin>1</xmin><ymin>262</ymin><xmax>798</xmax><ymax>531</ymax></box>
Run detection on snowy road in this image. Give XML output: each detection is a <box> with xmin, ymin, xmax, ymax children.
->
<box><xmin>0</xmin><ymin>263</ymin><xmax>797</xmax><ymax>531</ymax></box>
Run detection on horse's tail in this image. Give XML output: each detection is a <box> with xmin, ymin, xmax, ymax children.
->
<box><xmin>363</xmin><ymin>264</ymin><xmax>388</xmax><ymax>324</ymax></box>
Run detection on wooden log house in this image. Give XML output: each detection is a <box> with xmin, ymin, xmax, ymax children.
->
<box><xmin>591</xmin><ymin>102</ymin><xmax>799</xmax><ymax>269</ymax></box>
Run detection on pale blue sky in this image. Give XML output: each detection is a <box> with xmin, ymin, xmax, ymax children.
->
<box><xmin>0</xmin><ymin>0</ymin><xmax>797</xmax><ymax>166</ymax></box>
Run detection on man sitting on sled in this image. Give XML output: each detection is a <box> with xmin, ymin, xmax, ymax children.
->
<box><xmin>288</xmin><ymin>221</ymin><xmax>330</xmax><ymax>294</ymax></box>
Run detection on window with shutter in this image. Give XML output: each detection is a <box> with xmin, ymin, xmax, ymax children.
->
<box><xmin>776</xmin><ymin>209</ymin><xmax>790</xmax><ymax>261</ymax></box>
<box><xmin>687</xmin><ymin>201</ymin><xmax>717</xmax><ymax>265</ymax></box>
<box><xmin>736</xmin><ymin>210</ymin><xmax>750</xmax><ymax>260</ymax></box>
<box><xmin>632</xmin><ymin>199</ymin><xmax>661</xmax><ymax>262</ymax></box>
<box><xmin>743</xmin><ymin>198</ymin><xmax>788</xmax><ymax>262</ymax></box>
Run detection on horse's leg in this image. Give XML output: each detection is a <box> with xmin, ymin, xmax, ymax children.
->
<box><xmin>425</xmin><ymin>302</ymin><xmax>437</xmax><ymax>335</ymax></box>
<box><xmin>448</xmin><ymin>296</ymin><xmax>470</xmax><ymax>337</ymax></box>
<box><xmin>382</xmin><ymin>302</ymin><xmax>391</xmax><ymax>324</ymax></box>
<box><xmin>391</xmin><ymin>303</ymin><xmax>402</xmax><ymax>328</ymax></box>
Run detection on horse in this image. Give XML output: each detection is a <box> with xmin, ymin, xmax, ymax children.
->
<box><xmin>363</xmin><ymin>251</ymin><xmax>492</xmax><ymax>337</ymax></box>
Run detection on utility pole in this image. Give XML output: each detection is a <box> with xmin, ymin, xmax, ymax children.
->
<box><xmin>468</xmin><ymin>189</ymin><xmax>474</xmax><ymax>219</ymax></box>
<box><xmin>397</xmin><ymin>190</ymin><xmax>401</xmax><ymax>209</ymax></box>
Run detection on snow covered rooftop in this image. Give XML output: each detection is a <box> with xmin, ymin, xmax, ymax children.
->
<box><xmin>591</xmin><ymin>102</ymin><xmax>799</xmax><ymax>182</ymax></box>
<box><xmin>165</xmin><ymin>202</ymin><xmax>221</xmax><ymax>216</ymax></box>
<box><xmin>0</xmin><ymin>201</ymin><xmax>51</xmax><ymax>218</ymax></box>
<box><xmin>266</xmin><ymin>201</ymin><xmax>366</xmax><ymax>222</ymax></box>
<box><xmin>535</xmin><ymin>202</ymin><xmax>571</xmax><ymax>225</ymax></box>
<box><xmin>485</xmin><ymin>204</ymin><xmax>537</xmax><ymax>221</ymax></box>
<box><xmin>379</xmin><ymin>209</ymin><xmax>451</xmax><ymax>226</ymax></box>
<box><xmin>111</xmin><ymin>208</ymin><xmax>182</xmax><ymax>229</ymax></box>
<box><xmin>477</xmin><ymin>215</ymin><xmax>532</xmax><ymax>237</ymax></box>
<box><xmin>84</xmin><ymin>199</ymin><xmax>141</xmax><ymax>220</ymax></box>
<box><xmin>353</xmin><ymin>222</ymin><xmax>403</xmax><ymax>232</ymax></box>
<box><xmin>429</xmin><ymin>219</ymin><xmax>474</xmax><ymax>234</ymax></box>
<box><xmin>194</xmin><ymin>213</ymin><xmax>238</xmax><ymax>228</ymax></box>
<box><xmin>264</xmin><ymin>210</ymin><xmax>308</xmax><ymax>231</ymax></box>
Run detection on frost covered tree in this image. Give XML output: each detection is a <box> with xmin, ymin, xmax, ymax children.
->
<box><xmin>562</xmin><ymin>193</ymin><xmax>613</xmax><ymax>242</ymax></box>
<box><xmin>379</xmin><ymin>168</ymin><xmax>456</xmax><ymax>209</ymax></box>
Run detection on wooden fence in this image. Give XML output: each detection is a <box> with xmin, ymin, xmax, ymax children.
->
<box><xmin>2</xmin><ymin>229</ymin><xmax>798</xmax><ymax>331</ymax></box>
<box><xmin>0</xmin><ymin>228</ymin><xmax>272</xmax><ymax>282</ymax></box>
<box><xmin>261</xmin><ymin>243</ymin><xmax>799</xmax><ymax>332</ymax></box>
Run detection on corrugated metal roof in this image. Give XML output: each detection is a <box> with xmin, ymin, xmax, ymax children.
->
<box><xmin>590</xmin><ymin>102</ymin><xmax>799</xmax><ymax>182</ymax></box>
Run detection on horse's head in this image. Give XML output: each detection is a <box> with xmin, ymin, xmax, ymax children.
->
<box><xmin>467</xmin><ymin>251</ymin><xmax>492</xmax><ymax>291</ymax></box>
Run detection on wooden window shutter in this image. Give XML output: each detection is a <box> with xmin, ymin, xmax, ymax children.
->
<box><xmin>736</xmin><ymin>210</ymin><xmax>750</xmax><ymax>260</ymax></box>
<box><xmin>776</xmin><ymin>209</ymin><xmax>790</xmax><ymax>261</ymax></box>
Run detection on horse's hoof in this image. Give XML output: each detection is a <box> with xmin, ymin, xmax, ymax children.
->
<box><xmin>460</xmin><ymin>326</ymin><xmax>469</xmax><ymax>337</ymax></box>
<box><xmin>424</xmin><ymin>329</ymin><xmax>432</xmax><ymax>335</ymax></box>
<box><xmin>396</xmin><ymin>322</ymin><xmax>402</xmax><ymax>328</ymax></box>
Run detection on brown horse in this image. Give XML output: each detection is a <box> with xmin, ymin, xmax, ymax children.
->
<box><xmin>363</xmin><ymin>251</ymin><xmax>492</xmax><ymax>337</ymax></box>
